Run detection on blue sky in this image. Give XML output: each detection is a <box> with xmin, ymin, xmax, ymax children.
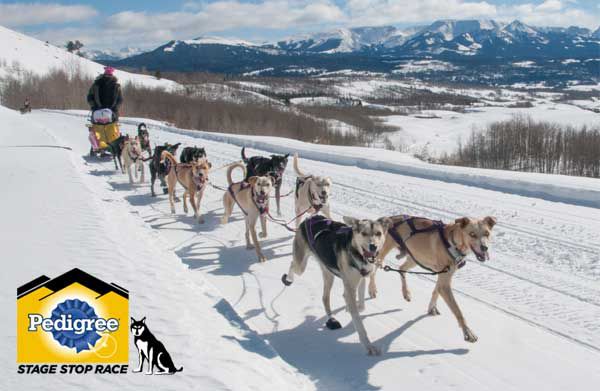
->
<box><xmin>1</xmin><ymin>1</ymin><xmax>598</xmax><ymax>50</ymax></box>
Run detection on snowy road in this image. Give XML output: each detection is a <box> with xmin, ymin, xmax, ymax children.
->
<box><xmin>12</xmin><ymin>110</ymin><xmax>600</xmax><ymax>390</ymax></box>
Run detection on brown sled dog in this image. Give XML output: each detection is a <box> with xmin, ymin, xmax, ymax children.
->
<box><xmin>161</xmin><ymin>151</ymin><xmax>211</xmax><ymax>223</ymax></box>
<box><xmin>221</xmin><ymin>162</ymin><xmax>274</xmax><ymax>263</ymax></box>
<box><xmin>371</xmin><ymin>215</ymin><xmax>497</xmax><ymax>343</ymax></box>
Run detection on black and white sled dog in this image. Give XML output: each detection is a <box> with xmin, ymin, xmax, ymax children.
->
<box><xmin>130</xmin><ymin>317</ymin><xmax>183</xmax><ymax>375</ymax></box>
<box><xmin>282</xmin><ymin>214</ymin><xmax>392</xmax><ymax>356</ymax></box>
<box><xmin>150</xmin><ymin>142</ymin><xmax>181</xmax><ymax>197</ymax></box>
<box><xmin>241</xmin><ymin>146</ymin><xmax>289</xmax><ymax>216</ymax></box>
<box><xmin>180</xmin><ymin>146</ymin><xmax>207</xmax><ymax>164</ymax></box>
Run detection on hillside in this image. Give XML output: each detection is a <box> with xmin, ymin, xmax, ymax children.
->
<box><xmin>0</xmin><ymin>25</ymin><xmax>177</xmax><ymax>89</ymax></box>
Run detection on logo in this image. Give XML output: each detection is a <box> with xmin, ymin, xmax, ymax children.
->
<box><xmin>17</xmin><ymin>268</ymin><xmax>129</xmax><ymax>367</ymax></box>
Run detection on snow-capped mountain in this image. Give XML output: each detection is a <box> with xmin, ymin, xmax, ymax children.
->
<box><xmin>274</xmin><ymin>25</ymin><xmax>418</xmax><ymax>53</ymax></box>
<box><xmin>110</xmin><ymin>19</ymin><xmax>599</xmax><ymax>84</ymax></box>
<box><xmin>82</xmin><ymin>47</ymin><xmax>143</xmax><ymax>61</ymax></box>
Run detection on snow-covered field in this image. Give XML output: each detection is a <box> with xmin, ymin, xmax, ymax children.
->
<box><xmin>384</xmin><ymin>103</ymin><xmax>600</xmax><ymax>154</ymax></box>
<box><xmin>2</xmin><ymin>107</ymin><xmax>599</xmax><ymax>390</ymax></box>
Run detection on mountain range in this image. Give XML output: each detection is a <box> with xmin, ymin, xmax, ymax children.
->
<box><xmin>110</xmin><ymin>19</ymin><xmax>599</xmax><ymax>84</ymax></box>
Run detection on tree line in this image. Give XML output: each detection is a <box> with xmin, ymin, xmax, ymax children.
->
<box><xmin>449</xmin><ymin>115</ymin><xmax>600</xmax><ymax>178</ymax></box>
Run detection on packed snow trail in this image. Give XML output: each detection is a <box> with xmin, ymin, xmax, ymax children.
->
<box><xmin>0</xmin><ymin>106</ymin><xmax>313</xmax><ymax>391</ymax></box>
<box><xmin>11</xmin><ymin>109</ymin><xmax>600</xmax><ymax>390</ymax></box>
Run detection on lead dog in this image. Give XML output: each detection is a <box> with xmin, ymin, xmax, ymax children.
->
<box><xmin>122</xmin><ymin>136</ymin><xmax>144</xmax><ymax>184</ymax></box>
<box><xmin>292</xmin><ymin>153</ymin><xmax>332</xmax><ymax>227</ymax></box>
<box><xmin>241</xmin><ymin>147</ymin><xmax>289</xmax><ymax>216</ymax></box>
<box><xmin>161</xmin><ymin>151</ymin><xmax>211</xmax><ymax>223</ymax></box>
<box><xmin>371</xmin><ymin>215</ymin><xmax>496</xmax><ymax>343</ymax></box>
<box><xmin>282</xmin><ymin>214</ymin><xmax>392</xmax><ymax>355</ymax></box>
<box><xmin>221</xmin><ymin>162</ymin><xmax>274</xmax><ymax>262</ymax></box>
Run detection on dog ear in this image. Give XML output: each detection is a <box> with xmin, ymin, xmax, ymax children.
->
<box><xmin>455</xmin><ymin>217</ymin><xmax>471</xmax><ymax>228</ymax></box>
<box><xmin>343</xmin><ymin>216</ymin><xmax>359</xmax><ymax>229</ymax></box>
<box><xmin>130</xmin><ymin>317</ymin><xmax>136</xmax><ymax>324</ymax></box>
<box><xmin>378</xmin><ymin>217</ymin><xmax>393</xmax><ymax>231</ymax></box>
<box><xmin>207</xmin><ymin>162</ymin><xmax>212</xmax><ymax>168</ymax></box>
<box><xmin>284</xmin><ymin>153</ymin><xmax>290</xmax><ymax>159</ymax></box>
<box><xmin>141</xmin><ymin>317</ymin><xmax>146</xmax><ymax>324</ymax></box>
<box><xmin>269</xmin><ymin>176</ymin><xmax>276</xmax><ymax>185</ymax></box>
<box><xmin>483</xmin><ymin>216</ymin><xmax>497</xmax><ymax>229</ymax></box>
<box><xmin>248</xmin><ymin>176</ymin><xmax>258</xmax><ymax>186</ymax></box>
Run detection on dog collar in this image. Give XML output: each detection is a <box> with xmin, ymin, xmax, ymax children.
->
<box><xmin>447</xmin><ymin>236</ymin><xmax>467</xmax><ymax>268</ymax></box>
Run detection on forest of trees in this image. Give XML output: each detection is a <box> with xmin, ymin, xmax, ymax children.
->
<box><xmin>450</xmin><ymin>116</ymin><xmax>600</xmax><ymax>178</ymax></box>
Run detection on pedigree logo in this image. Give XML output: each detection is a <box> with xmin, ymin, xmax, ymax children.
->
<box><xmin>17</xmin><ymin>268</ymin><xmax>129</xmax><ymax>374</ymax></box>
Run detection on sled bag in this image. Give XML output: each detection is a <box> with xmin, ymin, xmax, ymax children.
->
<box><xmin>92</xmin><ymin>108</ymin><xmax>114</xmax><ymax>124</ymax></box>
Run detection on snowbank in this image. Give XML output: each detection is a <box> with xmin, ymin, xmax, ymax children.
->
<box><xmin>43</xmin><ymin>109</ymin><xmax>600</xmax><ymax>209</ymax></box>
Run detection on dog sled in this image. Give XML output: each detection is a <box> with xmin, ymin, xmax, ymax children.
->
<box><xmin>87</xmin><ymin>109</ymin><xmax>121</xmax><ymax>157</ymax></box>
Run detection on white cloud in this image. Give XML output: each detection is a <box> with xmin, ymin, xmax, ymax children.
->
<box><xmin>499</xmin><ymin>1</ymin><xmax>598</xmax><ymax>28</ymax></box>
<box><xmin>19</xmin><ymin>0</ymin><xmax>600</xmax><ymax>50</ymax></box>
<box><xmin>0</xmin><ymin>3</ymin><xmax>97</xmax><ymax>27</ymax></box>
<box><xmin>344</xmin><ymin>0</ymin><xmax>498</xmax><ymax>26</ymax></box>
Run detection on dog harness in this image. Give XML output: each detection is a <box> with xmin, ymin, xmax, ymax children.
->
<box><xmin>295</xmin><ymin>176</ymin><xmax>323</xmax><ymax>212</ymax></box>
<box><xmin>302</xmin><ymin>215</ymin><xmax>368</xmax><ymax>277</ymax></box>
<box><xmin>228</xmin><ymin>182</ymin><xmax>268</xmax><ymax>216</ymax></box>
<box><xmin>388</xmin><ymin>215</ymin><xmax>466</xmax><ymax>273</ymax></box>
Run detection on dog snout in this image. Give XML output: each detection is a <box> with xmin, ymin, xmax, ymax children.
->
<box><xmin>481</xmin><ymin>244</ymin><xmax>488</xmax><ymax>252</ymax></box>
<box><xmin>368</xmin><ymin>244</ymin><xmax>377</xmax><ymax>252</ymax></box>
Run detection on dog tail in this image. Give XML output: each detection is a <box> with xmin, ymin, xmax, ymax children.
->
<box><xmin>241</xmin><ymin>147</ymin><xmax>248</xmax><ymax>163</ymax></box>
<box><xmin>160</xmin><ymin>150</ymin><xmax>177</xmax><ymax>166</ymax></box>
<box><xmin>293</xmin><ymin>153</ymin><xmax>306</xmax><ymax>177</ymax></box>
<box><xmin>227</xmin><ymin>162</ymin><xmax>246</xmax><ymax>185</ymax></box>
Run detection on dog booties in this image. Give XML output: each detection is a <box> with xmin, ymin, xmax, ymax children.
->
<box><xmin>301</xmin><ymin>215</ymin><xmax>352</xmax><ymax>277</ymax></box>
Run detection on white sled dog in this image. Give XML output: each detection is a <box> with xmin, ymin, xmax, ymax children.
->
<box><xmin>292</xmin><ymin>153</ymin><xmax>332</xmax><ymax>227</ymax></box>
<box><xmin>122</xmin><ymin>136</ymin><xmax>144</xmax><ymax>184</ymax></box>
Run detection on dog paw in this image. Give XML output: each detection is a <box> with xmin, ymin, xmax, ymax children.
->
<box><xmin>220</xmin><ymin>218</ymin><xmax>228</xmax><ymax>224</ymax></box>
<box><xmin>402</xmin><ymin>289</ymin><xmax>412</xmax><ymax>302</ymax></box>
<box><xmin>259</xmin><ymin>232</ymin><xmax>267</xmax><ymax>238</ymax></box>
<box><xmin>366</xmin><ymin>344</ymin><xmax>382</xmax><ymax>356</ymax></box>
<box><xmin>258</xmin><ymin>256</ymin><xmax>267</xmax><ymax>263</ymax></box>
<box><xmin>162</xmin><ymin>188</ymin><xmax>168</xmax><ymax>195</ymax></box>
<box><xmin>170</xmin><ymin>209</ymin><xmax>176</xmax><ymax>215</ymax></box>
<box><xmin>246</xmin><ymin>244</ymin><xmax>255</xmax><ymax>249</ymax></box>
<box><xmin>281</xmin><ymin>274</ymin><xmax>293</xmax><ymax>286</ymax></box>
<box><xmin>174</xmin><ymin>197</ymin><xmax>181</xmax><ymax>203</ymax></box>
<box><xmin>357</xmin><ymin>302</ymin><xmax>366</xmax><ymax>313</ymax></box>
<box><xmin>428</xmin><ymin>306</ymin><xmax>441</xmax><ymax>316</ymax></box>
<box><xmin>463</xmin><ymin>328</ymin><xmax>478</xmax><ymax>343</ymax></box>
<box><xmin>325</xmin><ymin>318</ymin><xmax>342</xmax><ymax>330</ymax></box>
<box><xmin>183</xmin><ymin>207</ymin><xmax>188</xmax><ymax>214</ymax></box>
<box><xmin>368</xmin><ymin>286</ymin><xmax>377</xmax><ymax>299</ymax></box>
<box><xmin>198</xmin><ymin>217</ymin><xmax>205</xmax><ymax>224</ymax></box>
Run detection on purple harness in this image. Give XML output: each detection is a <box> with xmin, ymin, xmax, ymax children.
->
<box><xmin>388</xmin><ymin>215</ymin><xmax>466</xmax><ymax>273</ymax></box>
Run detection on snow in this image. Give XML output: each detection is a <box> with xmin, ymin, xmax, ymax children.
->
<box><xmin>0</xmin><ymin>25</ymin><xmax>178</xmax><ymax>90</ymax></box>
<box><xmin>3</xmin><ymin>106</ymin><xmax>600</xmax><ymax>390</ymax></box>
<box><xmin>383</xmin><ymin>103</ymin><xmax>600</xmax><ymax>155</ymax></box>
<box><xmin>393</xmin><ymin>60</ymin><xmax>458</xmax><ymax>73</ymax></box>
<box><xmin>0</xmin><ymin>105</ymin><xmax>312</xmax><ymax>391</ymax></box>
<box><xmin>184</xmin><ymin>37</ymin><xmax>255</xmax><ymax>47</ymax></box>
<box><xmin>512</xmin><ymin>61</ymin><xmax>537</xmax><ymax>68</ymax></box>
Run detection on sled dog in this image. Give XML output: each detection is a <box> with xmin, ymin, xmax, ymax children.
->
<box><xmin>283</xmin><ymin>214</ymin><xmax>392</xmax><ymax>355</ymax></box>
<box><xmin>221</xmin><ymin>162</ymin><xmax>274</xmax><ymax>262</ymax></box>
